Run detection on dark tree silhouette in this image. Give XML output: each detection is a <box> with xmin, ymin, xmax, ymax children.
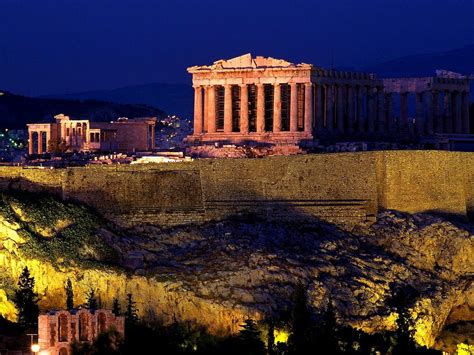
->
<box><xmin>71</xmin><ymin>328</ymin><xmax>123</xmax><ymax>355</ymax></box>
<box><xmin>112</xmin><ymin>298</ymin><xmax>121</xmax><ymax>316</ymax></box>
<box><xmin>388</xmin><ymin>283</ymin><xmax>441</xmax><ymax>355</ymax></box>
<box><xmin>267</xmin><ymin>319</ymin><xmax>275</xmax><ymax>355</ymax></box>
<box><xmin>287</xmin><ymin>284</ymin><xmax>313</xmax><ymax>354</ymax></box>
<box><xmin>65</xmin><ymin>278</ymin><xmax>74</xmax><ymax>310</ymax></box>
<box><xmin>13</xmin><ymin>266</ymin><xmax>39</xmax><ymax>330</ymax></box>
<box><xmin>125</xmin><ymin>293</ymin><xmax>138</xmax><ymax>325</ymax></box>
<box><xmin>86</xmin><ymin>288</ymin><xmax>98</xmax><ymax>311</ymax></box>
<box><xmin>237</xmin><ymin>319</ymin><xmax>266</xmax><ymax>355</ymax></box>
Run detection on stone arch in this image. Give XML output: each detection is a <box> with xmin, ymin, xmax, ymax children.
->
<box><xmin>79</xmin><ymin>312</ymin><xmax>88</xmax><ymax>341</ymax></box>
<box><xmin>98</xmin><ymin>312</ymin><xmax>107</xmax><ymax>334</ymax></box>
<box><xmin>58</xmin><ymin>313</ymin><xmax>68</xmax><ymax>342</ymax></box>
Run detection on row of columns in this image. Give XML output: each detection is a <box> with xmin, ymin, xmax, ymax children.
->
<box><xmin>397</xmin><ymin>90</ymin><xmax>470</xmax><ymax>135</ymax></box>
<box><xmin>28</xmin><ymin>130</ymin><xmax>49</xmax><ymax>155</ymax></box>
<box><xmin>194</xmin><ymin>83</ymin><xmax>313</xmax><ymax>135</ymax></box>
<box><xmin>314</xmin><ymin>84</ymin><xmax>384</xmax><ymax>135</ymax></box>
<box><xmin>194</xmin><ymin>83</ymin><xmax>470</xmax><ymax>137</ymax></box>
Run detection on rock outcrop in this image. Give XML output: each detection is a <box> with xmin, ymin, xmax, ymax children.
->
<box><xmin>0</xmin><ymin>192</ymin><xmax>472</xmax><ymax>351</ymax></box>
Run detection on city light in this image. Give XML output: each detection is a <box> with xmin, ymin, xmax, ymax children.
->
<box><xmin>31</xmin><ymin>343</ymin><xmax>40</xmax><ymax>353</ymax></box>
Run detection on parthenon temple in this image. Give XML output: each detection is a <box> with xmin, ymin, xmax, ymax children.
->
<box><xmin>186</xmin><ymin>53</ymin><xmax>471</xmax><ymax>147</ymax></box>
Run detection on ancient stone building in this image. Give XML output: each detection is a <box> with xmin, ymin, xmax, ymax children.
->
<box><xmin>38</xmin><ymin>309</ymin><xmax>124</xmax><ymax>355</ymax></box>
<box><xmin>27</xmin><ymin>114</ymin><xmax>156</xmax><ymax>154</ymax></box>
<box><xmin>186</xmin><ymin>53</ymin><xmax>471</xmax><ymax>148</ymax></box>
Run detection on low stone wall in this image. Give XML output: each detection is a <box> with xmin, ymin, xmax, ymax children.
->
<box><xmin>0</xmin><ymin>151</ymin><xmax>471</xmax><ymax>226</ymax></box>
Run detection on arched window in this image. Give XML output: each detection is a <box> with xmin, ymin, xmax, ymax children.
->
<box><xmin>59</xmin><ymin>347</ymin><xmax>68</xmax><ymax>355</ymax></box>
<box><xmin>58</xmin><ymin>314</ymin><xmax>68</xmax><ymax>342</ymax></box>
<box><xmin>98</xmin><ymin>312</ymin><xmax>107</xmax><ymax>334</ymax></box>
<box><xmin>79</xmin><ymin>313</ymin><xmax>88</xmax><ymax>341</ymax></box>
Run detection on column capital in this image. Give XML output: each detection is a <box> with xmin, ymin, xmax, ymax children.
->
<box><xmin>304</xmin><ymin>82</ymin><xmax>312</xmax><ymax>87</ymax></box>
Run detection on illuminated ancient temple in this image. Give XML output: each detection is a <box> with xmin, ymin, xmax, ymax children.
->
<box><xmin>186</xmin><ymin>54</ymin><xmax>470</xmax><ymax>148</ymax></box>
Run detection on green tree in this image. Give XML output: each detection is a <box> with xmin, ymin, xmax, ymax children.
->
<box><xmin>125</xmin><ymin>293</ymin><xmax>138</xmax><ymax>325</ymax></box>
<box><xmin>112</xmin><ymin>298</ymin><xmax>121</xmax><ymax>316</ymax></box>
<box><xmin>13</xmin><ymin>266</ymin><xmax>39</xmax><ymax>330</ymax></box>
<box><xmin>86</xmin><ymin>288</ymin><xmax>98</xmax><ymax>311</ymax></box>
<box><xmin>65</xmin><ymin>278</ymin><xmax>74</xmax><ymax>310</ymax></box>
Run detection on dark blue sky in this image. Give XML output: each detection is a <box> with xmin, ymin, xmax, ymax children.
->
<box><xmin>1</xmin><ymin>0</ymin><xmax>472</xmax><ymax>96</ymax></box>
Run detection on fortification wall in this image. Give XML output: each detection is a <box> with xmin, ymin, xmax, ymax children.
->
<box><xmin>0</xmin><ymin>151</ymin><xmax>471</xmax><ymax>226</ymax></box>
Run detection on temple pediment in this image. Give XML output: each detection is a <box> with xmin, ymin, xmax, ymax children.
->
<box><xmin>188</xmin><ymin>53</ymin><xmax>311</xmax><ymax>72</ymax></box>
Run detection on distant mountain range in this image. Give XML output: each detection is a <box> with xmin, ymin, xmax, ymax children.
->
<box><xmin>39</xmin><ymin>46</ymin><xmax>473</xmax><ymax>120</ymax></box>
<box><xmin>363</xmin><ymin>44</ymin><xmax>474</xmax><ymax>78</ymax></box>
<box><xmin>0</xmin><ymin>91</ymin><xmax>165</xmax><ymax>129</ymax></box>
<box><xmin>42</xmin><ymin>83</ymin><xmax>194</xmax><ymax>120</ymax></box>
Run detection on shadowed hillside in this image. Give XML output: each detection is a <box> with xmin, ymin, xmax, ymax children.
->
<box><xmin>0</xmin><ymin>91</ymin><xmax>166</xmax><ymax>129</ymax></box>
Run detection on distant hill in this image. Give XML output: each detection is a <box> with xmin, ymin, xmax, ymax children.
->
<box><xmin>42</xmin><ymin>82</ymin><xmax>194</xmax><ymax>120</ymax></box>
<box><xmin>0</xmin><ymin>91</ymin><xmax>166</xmax><ymax>129</ymax></box>
<box><xmin>364</xmin><ymin>44</ymin><xmax>474</xmax><ymax>78</ymax></box>
<box><xmin>30</xmin><ymin>46</ymin><xmax>473</xmax><ymax>124</ymax></box>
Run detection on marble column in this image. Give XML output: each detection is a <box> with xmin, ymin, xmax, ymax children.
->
<box><xmin>273</xmin><ymin>84</ymin><xmax>281</xmax><ymax>132</ymax></box>
<box><xmin>224</xmin><ymin>84</ymin><xmax>233</xmax><ymax>133</ymax></box>
<box><xmin>385</xmin><ymin>93</ymin><xmax>394</xmax><ymax>134</ymax></box>
<box><xmin>207</xmin><ymin>85</ymin><xmax>216</xmax><ymax>133</ymax></box>
<box><xmin>346</xmin><ymin>86</ymin><xmax>354</xmax><ymax>135</ymax></box>
<box><xmin>424</xmin><ymin>91</ymin><xmax>434</xmax><ymax>135</ymax></box>
<box><xmin>28</xmin><ymin>130</ymin><xmax>34</xmax><ymax>155</ymax></box>
<box><xmin>433</xmin><ymin>91</ymin><xmax>442</xmax><ymax>134</ymax></box>
<box><xmin>444</xmin><ymin>91</ymin><xmax>452</xmax><ymax>134</ymax></box>
<box><xmin>38</xmin><ymin>131</ymin><xmax>43</xmax><ymax>154</ymax></box>
<box><xmin>377</xmin><ymin>88</ymin><xmax>385</xmax><ymax>134</ymax></box>
<box><xmin>256</xmin><ymin>83</ymin><xmax>265</xmax><ymax>133</ymax></box>
<box><xmin>315</xmin><ymin>84</ymin><xmax>324</xmax><ymax>132</ymax></box>
<box><xmin>400</xmin><ymin>92</ymin><xmax>409</xmax><ymax>135</ymax></box>
<box><xmin>240</xmin><ymin>84</ymin><xmax>249</xmax><ymax>134</ymax></box>
<box><xmin>357</xmin><ymin>86</ymin><xmax>365</xmax><ymax>133</ymax></box>
<box><xmin>46</xmin><ymin>130</ymin><xmax>50</xmax><ymax>151</ymax></box>
<box><xmin>462</xmin><ymin>92</ymin><xmax>470</xmax><ymax>134</ymax></box>
<box><xmin>326</xmin><ymin>85</ymin><xmax>334</xmax><ymax>132</ymax></box>
<box><xmin>290</xmin><ymin>82</ymin><xmax>298</xmax><ymax>132</ymax></box>
<box><xmin>367</xmin><ymin>87</ymin><xmax>376</xmax><ymax>133</ymax></box>
<box><xmin>336</xmin><ymin>85</ymin><xmax>344</xmax><ymax>133</ymax></box>
<box><xmin>193</xmin><ymin>86</ymin><xmax>203</xmax><ymax>135</ymax></box>
<box><xmin>454</xmin><ymin>91</ymin><xmax>462</xmax><ymax>133</ymax></box>
<box><xmin>304</xmin><ymin>83</ymin><xmax>313</xmax><ymax>134</ymax></box>
<box><xmin>61</xmin><ymin>122</ymin><xmax>67</xmax><ymax>142</ymax></box>
<box><xmin>415</xmin><ymin>92</ymin><xmax>424</xmax><ymax>135</ymax></box>
<box><xmin>203</xmin><ymin>86</ymin><xmax>209</xmax><ymax>132</ymax></box>
<box><xmin>151</xmin><ymin>125</ymin><xmax>155</xmax><ymax>149</ymax></box>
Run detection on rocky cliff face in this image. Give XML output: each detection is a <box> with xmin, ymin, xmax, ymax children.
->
<box><xmin>0</xmin><ymin>192</ymin><xmax>472</xmax><ymax>352</ymax></box>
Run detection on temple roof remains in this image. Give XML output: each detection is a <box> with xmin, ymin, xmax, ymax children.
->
<box><xmin>188</xmin><ymin>53</ymin><xmax>312</xmax><ymax>71</ymax></box>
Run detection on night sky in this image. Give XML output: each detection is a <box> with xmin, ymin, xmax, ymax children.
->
<box><xmin>1</xmin><ymin>0</ymin><xmax>472</xmax><ymax>96</ymax></box>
